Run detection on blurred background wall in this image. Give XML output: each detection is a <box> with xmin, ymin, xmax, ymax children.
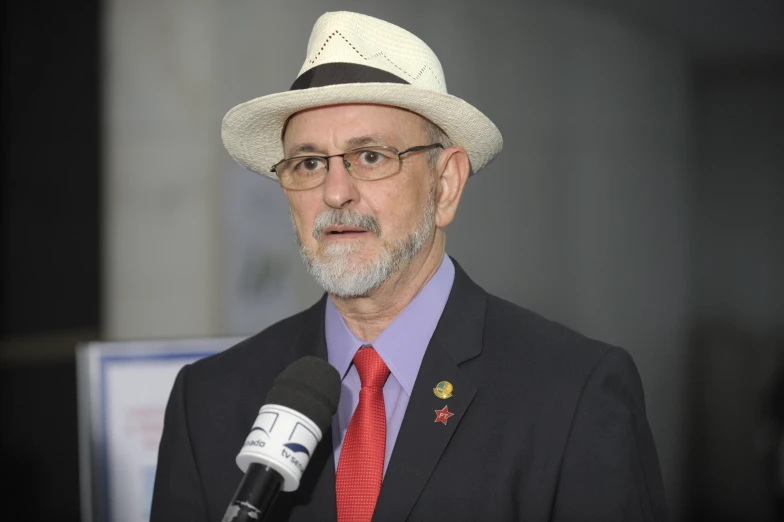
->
<box><xmin>1</xmin><ymin>0</ymin><xmax>782</xmax><ymax>520</ymax></box>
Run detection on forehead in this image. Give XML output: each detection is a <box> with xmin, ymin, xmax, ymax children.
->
<box><xmin>283</xmin><ymin>104</ymin><xmax>427</xmax><ymax>149</ymax></box>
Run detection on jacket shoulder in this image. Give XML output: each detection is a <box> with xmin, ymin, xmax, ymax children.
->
<box><xmin>185</xmin><ymin>298</ymin><xmax>324</xmax><ymax>389</ymax></box>
<box><xmin>475</xmin><ymin>293</ymin><xmax>649</xmax><ymax>431</ymax></box>
<box><xmin>486</xmin><ymin>294</ymin><xmax>614</xmax><ymax>355</ymax></box>
<box><xmin>480</xmin><ymin>294</ymin><xmax>637</xmax><ymax>386</ymax></box>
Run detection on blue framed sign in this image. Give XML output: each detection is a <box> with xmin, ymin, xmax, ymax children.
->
<box><xmin>77</xmin><ymin>336</ymin><xmax>245</xmax><ymax>522</ymax></box>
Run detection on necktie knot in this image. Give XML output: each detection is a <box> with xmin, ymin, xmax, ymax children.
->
<box><xmin>353</xmin><ymin>347</ymin><xmax>390</xmax><ymax>389</ymax></box>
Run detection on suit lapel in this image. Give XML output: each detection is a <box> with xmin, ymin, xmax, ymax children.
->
<box><xmin>239</xmin><ymin>294</ymin><xmax>330</xmax><ymax>428</ymax></box>
<box><xmin>239</xmin><ymin>294</ymin><xmax>338</xmax><ymax>522</ymax></box>
<box><xmin>372</xmin><ymin>260</ymin><xmax>486</xmax><ymax>522</ymax></box>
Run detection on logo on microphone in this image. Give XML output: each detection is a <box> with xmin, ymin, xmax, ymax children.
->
<box><xmin>243</xmin><ymin>411</ymin><xmax>279</xmax><ymax>448</ymax></box>
<box><xmin>282</xmin><ymin>443</ymin><xmax>311</xmax><ymax>457</ymax></box>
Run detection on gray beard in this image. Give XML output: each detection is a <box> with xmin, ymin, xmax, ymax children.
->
<box><xmin>293</xmin><ymin>190</ymin><xmax>436</xmax><ymax>298</ymax></box>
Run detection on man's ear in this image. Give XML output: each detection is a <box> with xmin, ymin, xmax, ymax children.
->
<box><xmin>434</xmin><ymin>146</ymin><xmax>470</xmax><ymax>229</ymax></box>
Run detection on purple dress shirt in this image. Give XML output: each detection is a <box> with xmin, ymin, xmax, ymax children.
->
<box><xmin>325</xmin><ymin>255</ymin><xmax>455</xmax><ymax>474</ymax></box>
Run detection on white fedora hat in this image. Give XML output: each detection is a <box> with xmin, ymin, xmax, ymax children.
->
<box><xmin>221</xmin><ymin>11</ymin><xmax>503</xmax><ymax>180</ymax></box>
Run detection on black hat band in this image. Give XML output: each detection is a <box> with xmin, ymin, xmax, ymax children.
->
<box><xmin>290</xmin><ymin>62</ymin><xmax>410</xmax><ymax>90</ymax></box>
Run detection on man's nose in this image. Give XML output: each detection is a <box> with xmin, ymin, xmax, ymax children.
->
<box><xmin>322</xmin><ymin>156</ymin><xmax>359</xmax><ymax>209</ymax></box>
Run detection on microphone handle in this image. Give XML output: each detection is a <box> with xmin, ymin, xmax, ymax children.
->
<box><xmin>223</xmin><ymin>463</ymin><xmax>283</xmax><ymax>522</ymax></box>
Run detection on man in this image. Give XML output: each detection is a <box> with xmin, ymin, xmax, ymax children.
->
<box><xmin>151</xmin><ymin>11</ymin><xmax>668</xmax><ymax>522</ymax></box>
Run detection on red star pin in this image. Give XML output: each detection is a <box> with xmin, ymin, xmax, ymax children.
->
<box><xmin>434</xmin><ymin>405</ymin><xmax>454</xmax><ymax>425</ymax></box>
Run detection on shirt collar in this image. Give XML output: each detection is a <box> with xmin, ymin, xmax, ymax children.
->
<box><xmin>325</xmin><ymin>255</ymin><xmax>455</xmax><ymax>396</ymax></box>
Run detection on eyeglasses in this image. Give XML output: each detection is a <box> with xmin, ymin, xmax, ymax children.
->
<box><xmin>270</xmin><ymin>143</ymin><xmax>444</xmax><ymax>190</ymax></box>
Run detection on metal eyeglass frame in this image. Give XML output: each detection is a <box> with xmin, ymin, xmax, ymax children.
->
<box><xmin>270</xmin><ymin>143</ymin><xmax>444</xmax><ymax>187</ymax></box>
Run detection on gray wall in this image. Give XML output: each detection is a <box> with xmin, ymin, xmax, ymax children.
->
<box><xmin>687</xmin><ymin>63</ymin><xmax>784</xmax><ymax>520</ymax></box>
<box><xmin>694</xmin><ymin>66</ymin><xmax>784</xmax><ymax>329</ymax></box>
<box><xmin>416</xmin><ymin>2</ymin><xmax>691</xmax><ymax>512</ymax></box>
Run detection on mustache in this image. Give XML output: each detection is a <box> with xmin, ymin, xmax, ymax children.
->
<box><xmin>312</xmin><ymin>209</ymin><xmax>381</xmax><ymax>239</ymax></box>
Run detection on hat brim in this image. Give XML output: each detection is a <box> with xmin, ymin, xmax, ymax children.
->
<box><xmin>221</xmin><ymin>83</ymin><xmax>503</xmax><ymax>180</ymax></box>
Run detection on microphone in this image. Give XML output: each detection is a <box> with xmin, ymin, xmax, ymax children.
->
<box><xmin>221</xmin><ymin>356</ymin><xmax>341</xmax><ymax>522</ymax></box>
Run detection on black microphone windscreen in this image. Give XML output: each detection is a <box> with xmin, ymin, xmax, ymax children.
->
<box><xmin>264</xmin><ymin>356</ymin><xmax>341</xmax><ymax>434</ymax></box>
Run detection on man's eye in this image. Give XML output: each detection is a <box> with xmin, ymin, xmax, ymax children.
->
<box><xmin>297</xmin><ymin>158</ymin><xmax>323</xmax><ymax>172</ymax></box>
<box><xmin>358</xmin><ymin>150</ymin><xmax>390</xmax><ymax>166</ymax></box>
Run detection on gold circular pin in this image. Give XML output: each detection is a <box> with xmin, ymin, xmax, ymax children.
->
<box><xmin>433</xmin><ymin>381</ymin><xmax>454</xmax><ymax>399</ymax></box>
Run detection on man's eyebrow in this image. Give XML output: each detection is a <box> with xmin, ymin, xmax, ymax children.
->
<box><xmin>286</xmin><ymin>143</ymin><xmax>322</xmax><ymax>157</ymax></box>
<box><xmin>345</xmin><ymin>134</ymin><xmax>389</xmax><ymax>149</ymax></box>
<box><xmin>286</xmin><ymin>134</ymin><xmax>391</xmax><ymax>158</ymax></box>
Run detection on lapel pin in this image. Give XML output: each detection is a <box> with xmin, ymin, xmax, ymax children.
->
<box><xmin>433</xmin><ymin>380</ymin><xmax>454</xmax><ymax>399</ymax></box>
<box><xmin>434</xmin><ymin>405</ymin><xmax>455</xmax><ymax>425</ymax></box>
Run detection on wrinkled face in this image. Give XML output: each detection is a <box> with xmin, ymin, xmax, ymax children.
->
<box><xmin>282</xmin><ymin>104</ymin><xmax>438</xmax><ymax>298</ymax></box>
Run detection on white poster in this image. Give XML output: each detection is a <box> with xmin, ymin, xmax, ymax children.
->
<box><xmin>78</xmin><ymin>337</ymin><xmax>245</xmax><ymax>522</ymax></box>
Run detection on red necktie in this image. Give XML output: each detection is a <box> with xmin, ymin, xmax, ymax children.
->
<box><xmin>336</xmin><ymin>346</ymin><xmax>390</xmax><ymax>522</ymax></box>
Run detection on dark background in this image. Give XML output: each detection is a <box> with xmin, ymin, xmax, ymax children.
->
<box><xmin>1</xmin><ymin>1</ymin><xmax>100</xmax><ymax>520</ymax></box>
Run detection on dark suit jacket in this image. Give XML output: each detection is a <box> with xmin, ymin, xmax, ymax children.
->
<box><xmin>151</xmin><ymin>260</ymin><xmax>668</xmax><ymax>521</ymax></box>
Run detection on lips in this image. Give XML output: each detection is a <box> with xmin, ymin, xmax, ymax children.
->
<box><xmin>323</xmin><ymin>226</ymin><xmax>368</xmax><ymax>236</ymax></box>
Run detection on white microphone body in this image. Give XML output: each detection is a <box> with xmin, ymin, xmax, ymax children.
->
<box><xmin>221</xmin><ymin>356</ymin><xmax>341</xmax><ymax>522</ymax></box>
<box><xmin>236</xmin><ymin>404</ymin><xmax>324</xmax><ymax>492</ymax></box>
